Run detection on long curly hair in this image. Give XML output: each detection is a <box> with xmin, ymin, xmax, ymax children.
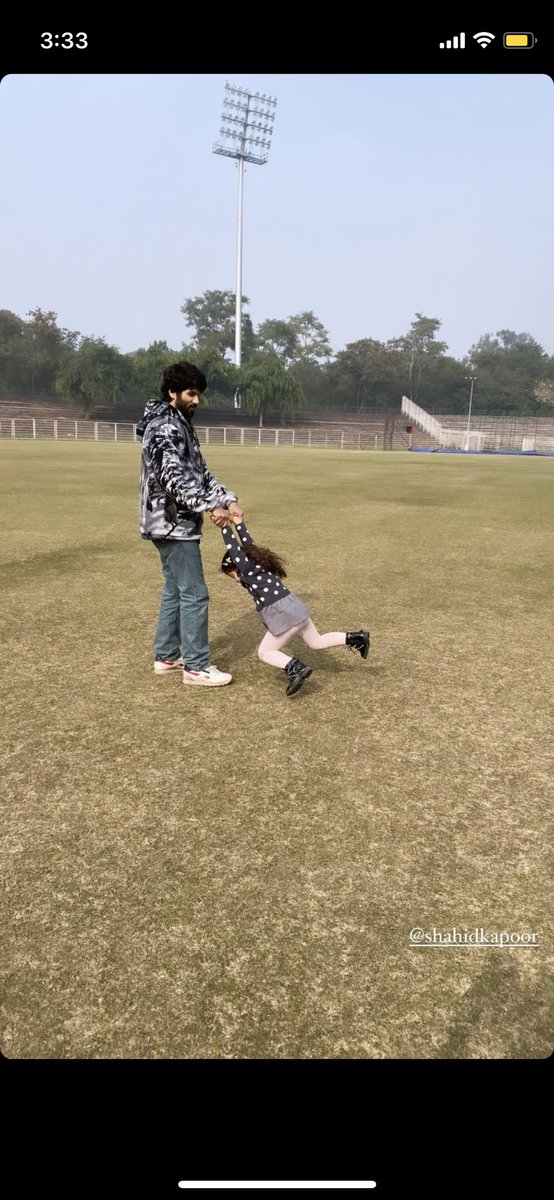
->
<box><xmin>222</xmin><ymin>541</ymin><xmax>287</xmax><ymax>579</ymax></box>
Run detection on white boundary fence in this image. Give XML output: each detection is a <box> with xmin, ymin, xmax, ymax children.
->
<box><xmin>0</xmin><ymin>418</ymin><xmax>395</xmax><ymax>449</ymax></box>
<box><xmin>0</xmin><ymin>418</ymin><xmax>138</xmax><ymax>441</ymax></box>
<box><xmin>2</xmin><ymin>411</ymin><xmax>553</xmax><ymax>453</ymax></box>
<box><xmin>196</xmin><ymin>427</ymin><xmax>384</xmax><ymax>448</ymax></box>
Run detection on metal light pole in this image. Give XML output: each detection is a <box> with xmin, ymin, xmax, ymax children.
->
<box><xmin>213</xmin><ymin>82</ymin><xmax>277</xmax><ymax>406</ymax></box>
<box><xmin>464</xmin><ymin>372</ymin><xmax>476</xmax><ymax>451</ymax></box>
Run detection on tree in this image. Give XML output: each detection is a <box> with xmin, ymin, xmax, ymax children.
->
<box><xmin>0</xmin><ymin>310</ymin><xmax>27</xmax><ymax>391</ymax></box>
<box><xmin>180</xmin><ymin>290</ymin><xmax>255</xmax><ymax>362</ymax></box>
<box><xmin>288</xmin><ymin>360</ymin><xmax>327</xmax><ymax>411</ymax></box>
<box><xmin>255</xmin><ymin>318</ymin><xmax>299</xmax><ymax>366</ymax></box>
<box><xmin>326</xmin><ymin>339</ymin><xmax>405</xmax><ymax>411</ymax></box>
<box><xmin>190</xmin><ymin>347</ymin><xmax>238</xmax><ymax>407</ymax></box>
<box><xmin>534</xmin><ymin>380</ymin><xmax>554</xmax><ymax>408</ymax></box>
<box><xmin>238</xmin><ymin>356</ymin><xmax>304</xmax><ymax>426</ymax></box>
<box><xmin>390</xmin><ymin>313</ymin><xmax>448</xmax><ymax>401</ymax></box>
<box><xmin>6</xmin><ymin>295</ymin><xmax>551</xmax><ymax>420</ymax></box>
<box><xmin>55</xmin><ymin>337</ymin><xmax>132</xmax><ymax>417</ymax></box>
<box><xmin>255</xmin><ymin>311</ymin><xmax>333</xmax><ymax>368</ymax></box>
<box><xmin>411</xmin><ymin>354</ymin><xmax>469</xmax><ymax>414</ymax></box>
<box><xmin>465</xmin><ymin>331</ymin><xmax>551</xmax><ymax>414</ymax></box>
<box><xmin>130</xmin><ymin>340</ymin><xmax>179</xmax><ymax>399</ymax></box>
<box><xmin>289</xmin><ymin>311</ymin><xmax>333</xmax><ymax>364</ymax></box>
<box><xmin>22</xmin><ymin>308</ymin><xmax>79</xmax><ymax>393</ymax></box>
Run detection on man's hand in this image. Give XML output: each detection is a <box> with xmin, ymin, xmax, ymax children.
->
<box><xmin>209</xmin><ymin>506</ymin><xmax>230</xmax><ymax>528</ymax></box>
<box><xmin>227</xmin><ymin>502</ymin><xmax>244</xmax><ymax>524</ymax></box>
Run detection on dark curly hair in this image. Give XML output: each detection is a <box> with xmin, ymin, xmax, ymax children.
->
<box><xmin>160</xmin><ymin>362</ymin><xmax>207</xmax><ymax>401</ymax></box>
<box><xmin>221</xmin><ymin>541</ymin><xmax>287</xmax><ymax>579</ymax></box>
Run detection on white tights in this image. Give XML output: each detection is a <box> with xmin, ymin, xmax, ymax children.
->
<box><xmin>257</xmin><ymin>619</ymin><xmax>346</xmax><ymax>669</ymax></box>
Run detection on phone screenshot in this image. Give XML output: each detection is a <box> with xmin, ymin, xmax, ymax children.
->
<box><xmin>1</xmin><ymin>25</ymin><xmax>551</xmax><ymax>1199</ymax></box>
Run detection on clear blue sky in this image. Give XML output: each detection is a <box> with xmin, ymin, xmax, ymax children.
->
<box><xmin>1</xmin><ymin>72</ymin><xmax>552</xmax><ymax>362</ymax></box>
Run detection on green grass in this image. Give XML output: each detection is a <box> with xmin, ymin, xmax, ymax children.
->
<box><xmin>1</xmin><ymin>441</ymin><xmax>553</xmax><ymax>1058</ymax></box>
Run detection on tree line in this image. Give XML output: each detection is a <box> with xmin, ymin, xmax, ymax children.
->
<box><xmin>1</xmin><ymin>297</ymin><xmax>553</xmax><ymax>422</ymax></box>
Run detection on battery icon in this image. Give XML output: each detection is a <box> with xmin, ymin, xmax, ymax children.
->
<box><xmin>503</xmin><ymin>32</ymin><xmax>535</xmax><ymax>48</ymax></box>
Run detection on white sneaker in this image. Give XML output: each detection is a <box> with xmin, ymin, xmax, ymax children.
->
<box><xmin>183</xmin><ymin>664</ymin><xmax>232</xmax><ymax>687</ymax></box>
<box><xmin>154</xmin><ymin>656</ymin><xmax>184</xmax><ymax>674</ymax></box>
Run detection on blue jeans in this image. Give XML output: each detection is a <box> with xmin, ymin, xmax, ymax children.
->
<box><xmin>152</xmin><ymin>538</ymin><xmax>210</xmax><ymax>670</ymax></box>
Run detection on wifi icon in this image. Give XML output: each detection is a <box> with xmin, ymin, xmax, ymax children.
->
<box><xmin>473</xmin><ymin>31</ymin><xmax>495</xmax><ymax>47</ymax></box>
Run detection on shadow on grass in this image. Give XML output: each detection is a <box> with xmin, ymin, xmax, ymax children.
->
<box><xmin>210</xmin><ymin>608</ymin><xmax>381</xmax><ymax>680</ymax></box>
<box><xmin>438</xmin><ymin>957</ymin><xmax>553</xmax><ymax>1058</ymax></box>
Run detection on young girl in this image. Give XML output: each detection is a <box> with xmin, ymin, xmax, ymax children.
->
<box><xmin>220</xmin><ymin>521</ymin><xmax>370</xmax><ymax>696</ymax></box>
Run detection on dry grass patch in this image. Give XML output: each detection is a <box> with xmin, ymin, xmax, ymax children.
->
<box><xmin>2</xmin><ymin>443</ymin><xmax>553</xmax><ymax>1058</ymax></box>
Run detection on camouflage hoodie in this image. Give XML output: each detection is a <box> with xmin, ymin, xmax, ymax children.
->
<box><xmin>137</xmin><ymin>399</ymin><xmax>238</xmax><ymax>541</ymax></box>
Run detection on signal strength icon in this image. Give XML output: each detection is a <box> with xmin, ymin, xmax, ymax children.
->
<box><xmin>473</xmin><ymin>31</ymin><xmax>495</xmax><ymax>47</ymax></box>
<box><xmin>439</xmin><ymin>32</ymin><xmax>465</xmax><ymax>49</ymax></box>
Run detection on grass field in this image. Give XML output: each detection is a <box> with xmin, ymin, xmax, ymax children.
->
<box><xmin>1</xmin><ymin>441</ymin><xmax>553</xmax><ymax>1059</ymax></box>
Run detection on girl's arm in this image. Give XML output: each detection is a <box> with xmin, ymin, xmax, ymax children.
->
<box><xmin>232</xmin><ymin>521</ymin><xmax>254</xmax><ymax>547</ymax></box>
<box><xmin>221</xmin><ymin>525</ymin><xmax>255</xmax><ymax>571</ymax></box>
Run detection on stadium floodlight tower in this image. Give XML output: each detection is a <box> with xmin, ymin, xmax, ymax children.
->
<box><xmin>213</xmin><ymin>82</ymin><xmax>277</xmax><ymax>406</ymax></box>
<box><xmin>464</xmin><ymin>369</ymin><xmax>477</xmax><ymax>452</ymax></box>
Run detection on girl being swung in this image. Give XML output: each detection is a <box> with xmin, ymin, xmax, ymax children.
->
<box><xmin>218</xmin><ymin>520</ymin><xmax>370</xmax><ymax>696</ymax></box>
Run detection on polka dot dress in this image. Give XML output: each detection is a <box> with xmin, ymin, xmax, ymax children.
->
<box><xmin>222</xmin><ymin>524</ymin><xmax>290</xmax><ymax>610</ymax></box>
<box><xmin>222</xmin><ymin>522</ymin><xmax>311</xmax><ymax>635</ymax></box>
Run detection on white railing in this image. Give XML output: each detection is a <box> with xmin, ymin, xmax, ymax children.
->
<box><xmin>401</xmin><ymin>397</ymin><xmax>444</xmax><ymax>444</ymax></box>
<box><xmin>3</xmin><ymin>412</ymin><xmax>551</xmax><ymax>453</ymax></box>
<box><xmin>0</xmin><ymin>418</ymin><xmax>138</xmax><ymax>441</ymax></box>
<box><xmin>0</xmin><ymin>418</ymin><xmax>403</xmax><ymax>449</ymax></box>
<box><xmin>402</xmin><ymin>396</ymin><xmax>486</xmax><ymax>450</ymax></box>
<box><xmin>401</xmin><ymin>398</ymin><xmax>554</xmax><ymax>453</ymax></box>
<box><xmin>197</xmin><ymin>427</ymin><xmax>356</xmax><ymax>447</ymax></box>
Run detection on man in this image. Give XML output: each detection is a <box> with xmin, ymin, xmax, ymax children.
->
<box><xmin>137</xmin><ymin>361</ymin><xmax>244</xmax><ymax>686</ymax></box>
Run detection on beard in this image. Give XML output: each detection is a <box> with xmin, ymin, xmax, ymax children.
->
<box><xmin>179</xmin><ymin>400</ymin><xmax>197</xmax><ymax>420</ymax></box>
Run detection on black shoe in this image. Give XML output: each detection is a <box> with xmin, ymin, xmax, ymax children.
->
<box><xmin>346</xmin><ymin>630</ymin><xmax>370</xmax><ymax>659</ymax></box>
<box><xmin>284</xmin><ymin>657</ymin><xmax>313</xmax><ymax>696</ymax></box>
